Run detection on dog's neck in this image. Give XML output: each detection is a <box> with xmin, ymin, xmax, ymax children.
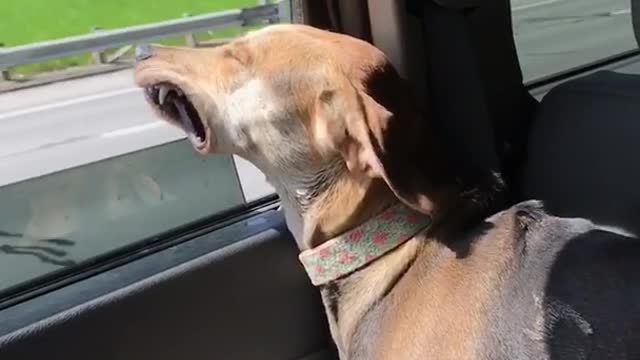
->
<box><xmin>266</xmin><ymin>158</ymin><xmax>398</xmax><ymax>250</ymax></box>
<box><xmin>291</xmin><ymin>176</ymin><xmax>399</xmax><ymax>250</ymax></box>
<box><xmin>267</xmin><ymin>165</ymin><xmax>427</xmax><ymax>357</ymax></box>
<box><xmin>264</xmin><ymin>155</ymin><xmax>501</xmax><ymax>358</ymax></box>
<box><xmin>322</xmin><ymin>182</ymin><xmax>436</xmax><ymax>358</ymax></box>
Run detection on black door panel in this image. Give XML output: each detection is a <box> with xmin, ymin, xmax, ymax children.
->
<box><xmin>0</xmin><ymin>210</ymin><xmax>337</xmax><ymax>360</ymax></box>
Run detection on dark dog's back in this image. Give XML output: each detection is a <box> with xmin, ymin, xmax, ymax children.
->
<box><xmin>484</xmin><ymin>200</ymin><xmax>640</xmax><ymax>359</ymax></box>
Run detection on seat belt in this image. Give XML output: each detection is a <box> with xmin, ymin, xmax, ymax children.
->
<box><xmin>406</xmin><ymin>0</ymin><xmax>537</xmax><ymax>204</ymax></box>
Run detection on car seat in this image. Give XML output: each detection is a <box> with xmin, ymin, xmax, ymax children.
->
<box><xmin>411</xmin><ymin>0</ymin><xmax>640</xmax><ymax>236</ymax></box>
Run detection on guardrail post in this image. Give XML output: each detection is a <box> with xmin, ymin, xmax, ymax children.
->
<box><xmin>0</xmin><ymin>43</ymin><xmax>9</xmax><ymax>81</ymax></box>
<box><xmin>183</xmin><ymin>13</ymin><xmax>198</xmax><ymax>47</ymax></box>
<box><xmin>90</xmin><ymin>27</ymin><xmax>106</xmax><ymax>64</ymax></box>
<box><xmin>0</xmin><ymin>68</ymin><xmax>8</xmax><ymax>81</ymax></box>
<box><xmin>277</xmin><ymin>0</ymin><xmax>292</xmax><ymax>23</ymax></box>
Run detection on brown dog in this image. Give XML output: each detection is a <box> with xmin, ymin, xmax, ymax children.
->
<box><xmin>134</xmin><ymin>24</ymin><xmax>640</xmax><ymax>360</ymax></box>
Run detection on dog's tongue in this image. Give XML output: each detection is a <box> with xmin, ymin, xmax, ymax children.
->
<box><xmin>174</xmin><ymin>98</ymin><xmax>197</xmax><ymax>138</ymax></box>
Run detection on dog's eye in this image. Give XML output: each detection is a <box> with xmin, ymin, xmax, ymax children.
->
<box><xmin>223</xmin><ymin>49</ymin><xmax>243</xmax><ymax>64</ymax></box>
<box><xmin>223</xmin><ymin>44</ymin><xmax>252</xmax><ymax>66</ymax></box>
<box><xmin>223</xmin><ymin>49</ymin><xmax>235</xmax><ymax>59</ymax></box>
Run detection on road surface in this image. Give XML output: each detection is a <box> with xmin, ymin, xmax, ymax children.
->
<box><xmin>513</xmin><ymin>0</ymin><xmax>636</xmax><ymax>82</ymax></box>
<box><xmin>0</xmin><ymin>70</ymin><xmax>274</xmax><ymax>201</ymax></box>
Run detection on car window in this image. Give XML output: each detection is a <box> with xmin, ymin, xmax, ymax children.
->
<box><xmin>0</xmin><ymin>0</ymin><xmax>286</xmax><ymax>301</ymax></box>
<box><xmin>512</xmin><ymin>0</ymin><xmax>638</xmax><ymax>82</ymax></box>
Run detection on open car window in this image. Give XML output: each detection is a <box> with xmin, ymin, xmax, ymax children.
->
<box><xmin>512</xmin><ymin>0</ymin><xmax>638</xmax><ymax>83</ymax></box>
<box><xmin>0</xmin><ymin>0</ymin><xmax>289</xmax><ymax>306</ymax></box>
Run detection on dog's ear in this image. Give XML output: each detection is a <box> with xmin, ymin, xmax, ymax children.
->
<box><xmin>313</xmin><ymin>73</ymin><xmax>455</xmax><ymax>216</ymax></box>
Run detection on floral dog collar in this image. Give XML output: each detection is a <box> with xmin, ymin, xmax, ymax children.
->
<box><xmin>299</xmin><ymin>204</ymin><xmax>432</xmax><ymax>286</ymax></box>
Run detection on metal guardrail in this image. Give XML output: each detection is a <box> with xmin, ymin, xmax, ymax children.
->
<box><xmin>0</xmin><ymin>2</ymin><xmax>288</xmax><ymax>68</ymax></box>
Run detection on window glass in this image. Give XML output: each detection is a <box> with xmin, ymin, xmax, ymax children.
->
<box><xmin>512</xmin><ymin>0</ymin><xmax>638</xmax><ymax>82</ymax></box>
<box><xmin>0</xmin><ymin>141</ymin><xmax>244</xmax><ymax>291</ymax></box>
<box><xmin>0</xmin><ymin>0</ymin><xmax>284</xmax><ymax>298</ymax></box>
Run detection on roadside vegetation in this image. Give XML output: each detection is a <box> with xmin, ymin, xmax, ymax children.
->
<box><xmin>0</xmin><ymin>0</ymin><xmax>260</xmax><ymax>76</ymax></box>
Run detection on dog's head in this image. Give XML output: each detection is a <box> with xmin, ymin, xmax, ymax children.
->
<box><xmin>135</xmin><ymin>24</ymin><xmax>456</xmax><ymax>242</ymax></box>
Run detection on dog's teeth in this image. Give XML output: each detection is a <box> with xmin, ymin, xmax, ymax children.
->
<box><xmin>158</xmin><ymin>86</ymin><xmax>170</xmax><ymax>105</ymax></box>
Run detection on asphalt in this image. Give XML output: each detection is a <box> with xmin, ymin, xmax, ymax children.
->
<box><xmin>513</xmin><ymin>0</ymin><xmax>636</xmax><ymax>81</ymax></box>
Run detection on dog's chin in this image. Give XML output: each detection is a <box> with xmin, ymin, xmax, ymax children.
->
<box><xmin>141</xmin><ymin>81</ymin><xmax>214</xmax><ymax>154</ymax></box>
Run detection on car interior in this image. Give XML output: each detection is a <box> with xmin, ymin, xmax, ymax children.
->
<box><xmin>1</xmin><ymin>0</ymin><xmax>640</xmax><ymax>359</ymax></box>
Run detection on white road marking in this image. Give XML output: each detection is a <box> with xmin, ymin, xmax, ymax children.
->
<box><xmin>0</xmin><ymin>87</ymin><xmax>140</xmax><ymax>120</ymax></box>
<box><xmin>513</xmin><ymin>0</ymin><xmax>561</xmax><ymax>11</ymax></box>
<box><xmin>100</xmin><ymin>122</ymin><xmax>167</xmax><ymax>138</ymax></box>
<box><xmin>610</xmin><ymin>8</ymin><xmax>631</xmax><ymax>16</ymax></box>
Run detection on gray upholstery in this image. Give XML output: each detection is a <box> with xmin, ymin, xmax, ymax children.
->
<box><xmin>522</xmin><ymin>71</ymin><xmax>640</xmax><ymax>235</ymax></box>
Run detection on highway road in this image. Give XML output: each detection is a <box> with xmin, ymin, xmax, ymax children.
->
<box><xmin>512</xmin><ymin>0</ymin><xmax>636</xmax><ymax>82</ymax></box>
<box><xmin>0</xmin><ymin>0</ymin><xmax>638</xmax><ymax>291</ymax></box>
<box><xmin>0</xmin><ymin>70</ymin><xmax>273</xmax><ymax>201</ymax></box>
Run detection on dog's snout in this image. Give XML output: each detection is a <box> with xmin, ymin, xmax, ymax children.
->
<box><xmin>135</xmin><ymin>44</ymin><xmax>154</xmax><ymax>62</ymax></box>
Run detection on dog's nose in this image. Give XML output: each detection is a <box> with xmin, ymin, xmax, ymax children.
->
<box><xmin>135</xmin><ymin>44</ymin><xmax>154</xmax><ymax>62</ymax></box>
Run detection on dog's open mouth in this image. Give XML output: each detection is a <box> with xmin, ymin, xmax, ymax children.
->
<box><xmin>144</xmin><ymin>82</ymin><xmax>208</xmax><ymax>150</ymax></box>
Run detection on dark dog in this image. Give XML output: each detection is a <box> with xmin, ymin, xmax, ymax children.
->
<box><xmin>134</xmin><ymin>24</ymin><xmax>640</xmax><ymax>359</ymax></box>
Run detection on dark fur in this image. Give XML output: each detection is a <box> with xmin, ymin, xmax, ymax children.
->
<box><xmin>133</xmin><ymin>27</ymin><xmax>640</xmax><ymax>359</ymax></box>
<box><xmin>334</xmin><ymin>200</ymin><xmax>640</xmax><ymax>359</ymax></box>
<box><xmin>483</xmin><ymin>200</ymin><xmax>640</xmax><ymax>359</ymax></box>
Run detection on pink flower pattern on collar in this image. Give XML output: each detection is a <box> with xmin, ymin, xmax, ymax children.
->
<box><xmin>298</xmin><ymin>204</ymin><xmax>432</xmax><ymax>286</ymax></box>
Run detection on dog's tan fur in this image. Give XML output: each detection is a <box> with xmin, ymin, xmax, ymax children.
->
<box><xmin>135</xmin><ymin>24</ymin><xmax>508</xmax><ymax>359</ymax></box>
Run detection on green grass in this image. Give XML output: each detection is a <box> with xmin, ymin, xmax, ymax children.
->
<box><xmin>0</xmin><ymin>0</ymin><xmax>264</xmax><ymax>75</ymax></box>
